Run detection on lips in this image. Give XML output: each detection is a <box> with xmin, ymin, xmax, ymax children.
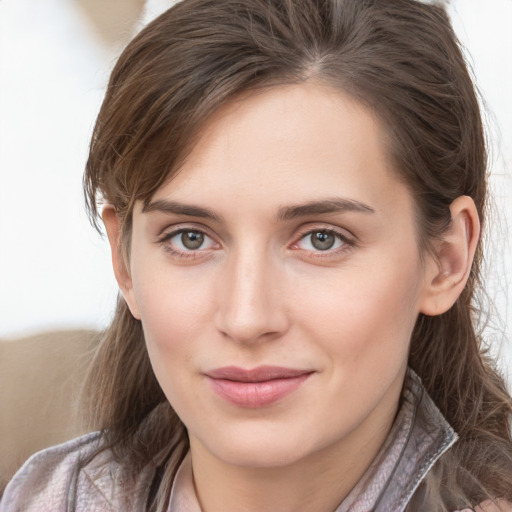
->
<box><xmin>205</xmin><ymin>366</ymin><xmax>313</xmax><ymax>408</ymax></box>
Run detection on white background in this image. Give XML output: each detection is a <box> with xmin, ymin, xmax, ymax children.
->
<box><xmin>0</xmin><ymin>0</ymin><xmax>511</xmax><ymax>380</ymax></box>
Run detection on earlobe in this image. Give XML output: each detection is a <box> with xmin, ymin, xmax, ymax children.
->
<box><xmin>102</xmin><ymin>206</ymin><xmax>141</xmax><ymax>320</ymax></box>
<box><xmin>419</xmin><ymin>196</ymin><xmax>480</xmax><ymax>317</ymax></box>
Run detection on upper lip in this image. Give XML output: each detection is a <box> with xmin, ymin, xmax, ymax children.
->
<box><xmin>205</xmin><ymin>366</ymin><xmax>313</xmax><ymax>382</ymax></box>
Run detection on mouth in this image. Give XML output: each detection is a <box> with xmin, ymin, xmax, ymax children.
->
<box><xmin>205</xmin><ymin>366</ymin><xmax>314</xmax><ymax>408</ymax></box>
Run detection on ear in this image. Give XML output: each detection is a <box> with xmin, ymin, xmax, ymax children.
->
<box><xmin>102</xmin><ymin>206</ymin><xmax>141</xmax><ymax>320</ymax></box>
<box><xmin>419</xmin><ymin>196</ymin><xmax>480</xmax><ymax>316</ymax></box>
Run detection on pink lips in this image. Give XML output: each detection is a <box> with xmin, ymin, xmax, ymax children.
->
<box><xmin>205</xmin><ymin>366</ymin><xmax>313</xmax><ymax>408</ymax></box>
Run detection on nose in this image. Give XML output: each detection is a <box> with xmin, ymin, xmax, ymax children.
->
<box><xmin>215</xmin><ymin>247</ymin><xmax>289</xmax><ymax>344</ymax></box>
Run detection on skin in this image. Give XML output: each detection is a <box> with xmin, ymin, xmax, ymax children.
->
<box><xmin>104</xmin><ymin>83</ymin><xmax>479</xmax><ymax>512</ymax></box>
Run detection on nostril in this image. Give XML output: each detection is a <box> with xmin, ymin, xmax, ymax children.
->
<box><xmin>215</xmin><ymin>302</ymin><xmax>289</xmax><ymax>345</ymax></box>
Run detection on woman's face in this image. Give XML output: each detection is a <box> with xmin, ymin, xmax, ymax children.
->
<box><xmin>123</xmin><ymin>84</ymin><xmax>434</xmax><ymax>470</ymax></box>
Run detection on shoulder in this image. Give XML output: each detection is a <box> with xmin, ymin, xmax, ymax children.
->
<box><xmin>0</xmin><ymin>432</ymin><xmax>103</xmax><ymax>511</ymax></box>
<box><xmin>1</xmin><ymin>431</ymin><xmax>158</xmax><ymax>511</ymax></box>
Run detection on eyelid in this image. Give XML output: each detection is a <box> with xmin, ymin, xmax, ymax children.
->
<box><xmin>156</xmin><ymin>221</ymin><xmax>216</xmax><ymax>238</ymax></box>
<box><xmin>157</xmin><ymin>219</ymin><xmax>221</xmax><ymax>239</ymax></box>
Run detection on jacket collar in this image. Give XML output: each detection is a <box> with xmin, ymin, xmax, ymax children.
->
<box><xmin>336</xmin><ymin>368</ymin><xmax>457</xmax><ymax>511</ymax></box>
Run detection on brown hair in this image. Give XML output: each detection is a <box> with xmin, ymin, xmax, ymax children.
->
<box><xmin>84</xmin><ymin>0</ymin><xmax>512</xmax><ymax>509</ymax></box>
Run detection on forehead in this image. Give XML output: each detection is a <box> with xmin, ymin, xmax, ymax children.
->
<box><xmin>149</xmin><ymin>83</ymin><xmax>412</xmax><ymax>221</ymax></box>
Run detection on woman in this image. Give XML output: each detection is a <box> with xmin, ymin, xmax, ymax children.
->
<box><xmin>1</xmin><ymin>0</ymin><xmax>511</xmax><ymax>510</ymax></box>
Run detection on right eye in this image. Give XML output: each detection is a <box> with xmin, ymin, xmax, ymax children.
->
<box><xmin>159</xmin><ymin>229</ymin><xmax>218</xmax><ymax>257</ymax></box>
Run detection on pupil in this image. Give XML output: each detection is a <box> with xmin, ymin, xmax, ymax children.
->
<box><xmin>182</xmin><ymin>231</ymin><xmax>204</xmax><ymax>250</ymax></box>
<box><xmin>311</xmin><ymin>231</ymin><xmax>335</xmax><ymax>250</ymax></box>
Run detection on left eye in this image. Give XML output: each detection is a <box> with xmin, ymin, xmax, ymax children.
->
<box><xmin>296</xmin><ymin>230</ymin><xmax>346</xmax><ymax>251</ymax></box>
<box><xmin>165</xmin><ymin>230</ymin><xmax>216</xmax><ymax>251</ymax></box>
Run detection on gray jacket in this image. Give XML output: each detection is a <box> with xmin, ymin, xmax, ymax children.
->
<box><xmin>0</xmin><ymin>369</ymin><xmax>459</xmax><ymax>511</ymax></box>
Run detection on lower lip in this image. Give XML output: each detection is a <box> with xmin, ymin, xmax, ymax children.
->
<box><xmin>207</xmin><ymin>374</ymin><xmax>311</xmax><ymax>408</ymax></box>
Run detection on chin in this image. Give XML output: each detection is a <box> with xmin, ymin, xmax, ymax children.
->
<box><xmin>222</xmin><ymin>445</ymin><xmax>308</xmax><ymax>469</ymax></box>
<box><xmin>196</xmin><ymin>425</ymin><xmax>322</xmax><ymax>469</ymax></box>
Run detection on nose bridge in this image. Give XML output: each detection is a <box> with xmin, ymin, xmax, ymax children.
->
<box><xmin>216</xmin><ymin>242</ymin><xmax>287</xmax><ymax>343</ymax></box>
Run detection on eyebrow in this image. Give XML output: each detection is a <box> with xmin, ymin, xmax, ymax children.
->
<box><xmin>275</xmin><ymin>198</ymin><xmax>375</xmax><ymax>221</ymax></box>
<box><xmin>142</xmin><ymin>199</ymin><xmax>223</xmax><ymax>222</ymax></box>
<box><xmin>142</xmin><ymin>197</ymin><xmax>375</xmax><ymax>222</ymax></box>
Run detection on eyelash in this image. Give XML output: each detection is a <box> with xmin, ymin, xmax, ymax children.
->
<box><xmin>157</xmin><ymin>225</ymin><xmax>356</xmax><ymax>260</ymax></box>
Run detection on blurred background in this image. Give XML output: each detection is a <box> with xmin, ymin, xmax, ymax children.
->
<box><xmin>0</xmin><ymin>0</ymin><xmax>511</xmax><ymax>378</ymax></box>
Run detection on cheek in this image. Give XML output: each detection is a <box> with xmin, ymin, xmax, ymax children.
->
<box><xmin>131</xmin><ymin>267</ymin><xmax>216</xmax><ymax>413</ymax></box>
<box><xmin>293</xmin><ymin>253</ymin><xmax>422</xmax><ymax>367</ymax></box>
<box><xmin>130</xmin><ymin>259</ymin><xmax>217</xmax><ymax>357</ymax></box>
